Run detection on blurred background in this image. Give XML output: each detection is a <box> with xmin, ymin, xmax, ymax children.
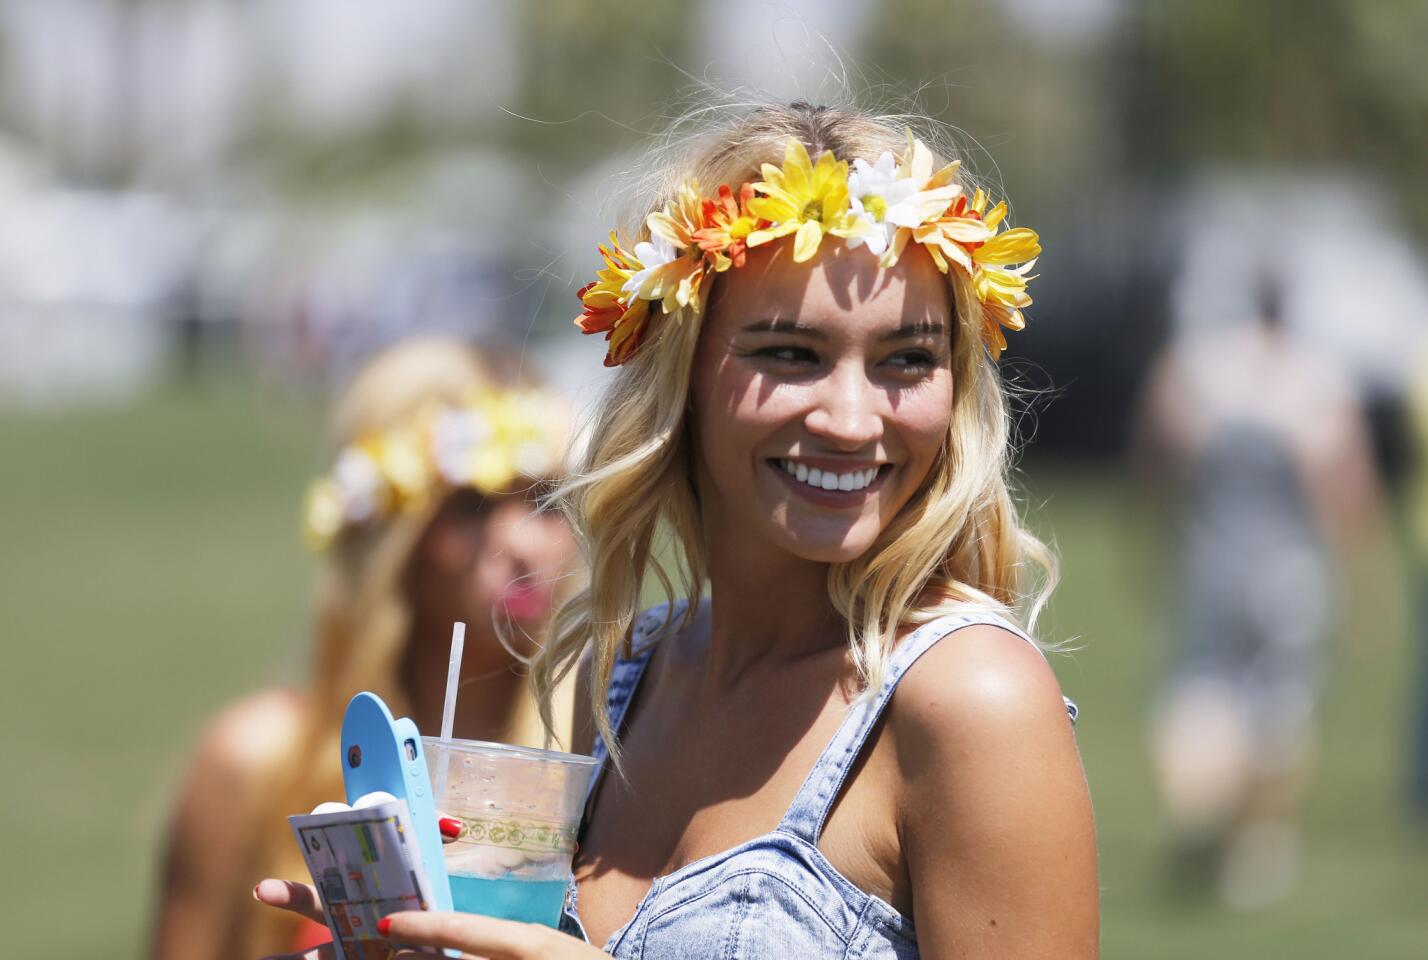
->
<box><xmin>3</xmin><ymin>0</ymin><xmax>1427</xmax><ymax>955</ymax></box>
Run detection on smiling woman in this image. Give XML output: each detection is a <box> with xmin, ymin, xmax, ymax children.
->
<box><xmin>256</xmin><ymin>101</ymin><xmax>1097</xmax><ymax>960</ymax></box>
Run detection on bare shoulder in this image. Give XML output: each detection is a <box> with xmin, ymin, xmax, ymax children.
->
<box><xmin>889</xmin><ymin>622</ymin><xmax>1071</xmax><ymax>752</ymax></box>
<box><xmin>192</xmin><ymin>687</ymin><xmax>307</xmax><ymax>783</ymax></box>
<box><xmin>170</xmin><ymin>687</ymin><xmax>307</xmax><ymax>835</ymax></box>
<box><xmin>887</xmin><ymin>623</ymin><xmax>1098</xmax><ymax>956</ymax></box>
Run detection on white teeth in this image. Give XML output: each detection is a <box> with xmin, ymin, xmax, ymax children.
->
<box><xmin>778</xmin><ymin>460</ymin><xmax>882</xmax><ymax>493</ymax></box>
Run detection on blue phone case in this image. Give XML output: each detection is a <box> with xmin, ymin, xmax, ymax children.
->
<box><xmin>340</xmin><ymin>692</ymin><xmax>454</xmax><ymax>912</ymax></box>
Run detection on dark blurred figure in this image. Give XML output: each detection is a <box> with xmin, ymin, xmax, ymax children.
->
<box><xmin>1405</xmin><ymin>365</ymin><xmax>1428</xmax><ymax>818</ymax></box>
<box><xmin>1134</xmin><ymin>278</ymin><xmax>1382</xmax><ymax>909</ymax></box>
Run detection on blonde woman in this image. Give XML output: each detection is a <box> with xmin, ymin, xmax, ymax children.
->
<box><xmin>259</xmin><ymin>102</ymin><xmax>1099</xmax><ymax>958</ymax></box>
<box><xmin>153</xmin><ymin>338</ymin><xmax>579</xmax><ymax>960</ymax></box>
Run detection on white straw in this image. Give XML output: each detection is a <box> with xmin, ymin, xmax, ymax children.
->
<box><xmin>434</xmin><ymin>621</ymin><xmax>465</xmax><ymax>802</ymax></box>
<box><xmin>439</xmin><ymin>621</ymin><xmax>466</xmax><ymax>743</ymax></box>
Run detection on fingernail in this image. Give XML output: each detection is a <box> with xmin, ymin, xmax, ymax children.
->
<box><xmin>438</xmin><ymin>817</ymin><xmax>462</xmax><ymax>839</ymax></box>
<box><xmin>252</xmin><ymin>883</ymin><xmax>262</xmax><ymax>901</ymax></box>
<box><xmin>377</xmin><ymin>917</ymin><xmax>392</xmax><ymax>937</ymax></box>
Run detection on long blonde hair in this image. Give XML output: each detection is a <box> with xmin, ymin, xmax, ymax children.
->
<box><xmin>532</xmin><ymin>101</ymin><xmax>1057</xmax><ymax>763</ymax></box>
<box><xmin>235</xmin><ymin>338</ymin><xmax>522</xmax><ymax>958</ymax></box>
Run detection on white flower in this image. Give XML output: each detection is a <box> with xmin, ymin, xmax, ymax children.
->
<box><xmin>332</xmin><ymin>448</ymin><xmax>382</xmax><ymax>522</ymax></box>
<box><xmin>432</xmin><ymin>409</ymin><xmax>492</xmax><ymax>485</ymax></box>
<box><xmin>847</xmin><ymin>152</ymin><xmax>923</xmax><ymax>256</ymax></box>
<box><xmin>621</xmin><ymin>235</ymin><xmax>679</xmax><ymax>300</ymax></box>
<box><xmin>847</xmin><ymin>148</ymin><xmax>963</xmax><ymax>260</ymax></box>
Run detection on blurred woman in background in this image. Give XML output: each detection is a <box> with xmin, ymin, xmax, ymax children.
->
<box><xmin>151</xmin><ymin>337</ymin><xmax>580</xmax><ymax>959</ymax></box>
<box><xmin>1136</xmin><ymin>279</ymin><xmax>1382</xmax><ymax>909</ymax></box>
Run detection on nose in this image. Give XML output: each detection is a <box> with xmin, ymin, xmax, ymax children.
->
<box><xmin>803</xmin><ymin>362</ymin><xmax>884</xmax><ymax>451</ymax></box>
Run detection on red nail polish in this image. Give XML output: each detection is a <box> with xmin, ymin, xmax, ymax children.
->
<box><xmin>377</xmin><ymin>917</ymin><xmax>392</xmax><ymax>937</ymax></box>
<box><xmin>438</xmin><ymin>817</ymin><xmax>462</xmax><ymax>839</ymax></box>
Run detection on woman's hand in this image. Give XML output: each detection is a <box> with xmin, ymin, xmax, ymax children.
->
<box><xmin>254</xmin><ymin>879</ymin><xmax>337</xmax><ymax>960</ymax></box>
<box><xmin>254</xmin><ymin>878</ymin><xmax>609</xmax><ymax>959</ymax></box>
<box><xmin>378</xmin><ymin>911</ymin><xmax>609</xmax><ymax>959</ymax></box>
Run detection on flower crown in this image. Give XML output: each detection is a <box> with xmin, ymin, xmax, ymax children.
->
<box><xmin>575</xmin><ymin>132</ymin><xmax>1040</xmax><ymax>366</ymax></box>
<box><xmin>301</xmin><ymin>387</ymin><xmax>567</xmax><ymax>550</ymax></box>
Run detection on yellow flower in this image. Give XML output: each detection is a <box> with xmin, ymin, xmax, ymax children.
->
<box><xmin>747</xmin><ymin>139</ymin><xmax>861</xmax><ymax>262</ymax></box>
<box><xmin>625</xmin><ymin>180</ymin><xmax>715</xmax><ymax>316</ymax></box>
<box><xmin>301</xmin><ymin>479</ymin><xmax>345</xmax><ymax>551</ymax></box>
<box><xmin>376</xmin><ymin>428</ymin><xmax>430</xmax><ymax>505</ymax></box>
<box><xmin>910</xmin><ymin>186</ymin><xmax>1040</xmax><ymax>358</ymax></box>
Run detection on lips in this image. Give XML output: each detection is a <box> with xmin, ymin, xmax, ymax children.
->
<box><xmin>499</xmin><ymin>583</ymin><xmax>550</xmax><ymax>620</ymax></box>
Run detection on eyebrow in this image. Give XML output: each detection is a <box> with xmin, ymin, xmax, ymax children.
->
<box><xmin>739</xmin><ymin>319</ymin><xmax>948</xmax><ymax>341</ymax></box>
<box><xmin>739</xmin><ymin>318</ymin><xmax>828</xmax><ymax>339</ymax></box>
<box><xmin>878</xmin><ymin>321</ymin><xmax>948</xmax><ymax>342</ymax></box>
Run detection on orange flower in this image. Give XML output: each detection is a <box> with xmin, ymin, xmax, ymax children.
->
<box><xmin>575</xmin><ymin>233</ymin><xmax>654</xmax><ymax>366</ymax></box>
<box><xmin>692</xmin><ymin>182</ymin><xmax>762</xmax><ymax>270</ymax></box>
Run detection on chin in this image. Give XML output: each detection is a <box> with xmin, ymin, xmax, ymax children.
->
<box><xmin>766</xmin><ymin>519</ymin><xmax>884</xmax><ymax>565</ymax></box>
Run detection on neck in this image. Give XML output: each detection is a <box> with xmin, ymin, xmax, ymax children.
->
<box><xmin>699</xmin><ymin>516</ymin><xmax>845</xmax><ymax>687</ymax></box>
<box><xmin>401</xmin><ymin>617</ymin><xmax>534</xmax><ymax>745</ymax></box>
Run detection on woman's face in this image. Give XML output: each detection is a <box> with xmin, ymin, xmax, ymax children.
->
<box><xmin>410</xmin><ymin>490</ymin><xmax>578</xmax><ymax>658</ymax></box>
<box><xmin>689</xmin><ymin>240</ymin><xmax>955</xmax><ymax>565</ymax></box>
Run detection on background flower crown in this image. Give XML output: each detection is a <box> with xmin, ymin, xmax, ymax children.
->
<box><xmin>301</xmin><ymin>387</ymin><xmax>567</xmax><ymax>550</ymax></box>
<box><xmin>575</xmin><ymin>132</ymin><xmax>1040</xmax><ymax>366</ymax></box>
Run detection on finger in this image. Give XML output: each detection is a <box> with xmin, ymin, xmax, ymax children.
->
<box><xmin>381</xmin><ymin>911</ymin><xmax>558</xmax><ymax>959</ymax></box>
<box><xmin>253</xmin><ymin>877</ymin><xmax>328</xmax><ymax>926</ymax></box>
<box><xmin>438</xmin><ymin>816</ymin><xmax>463</xmax><ymax>844</ymax></box>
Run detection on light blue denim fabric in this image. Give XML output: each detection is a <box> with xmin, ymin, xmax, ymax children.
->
<box><xmin>560</xmin><ymin>601</ymin><xmax>1078</xmax><ymax>958</ymax></box>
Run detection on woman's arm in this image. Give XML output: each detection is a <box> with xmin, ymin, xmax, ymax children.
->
<box><xmin>892</xmin><ymin>625</ymin><xmax>1099</xmax><ymax>959</ymax></box>
<box><xmin>151</xmin><ymin>690</ymin><xmax>301</xmax><ymax>960</ymax></box>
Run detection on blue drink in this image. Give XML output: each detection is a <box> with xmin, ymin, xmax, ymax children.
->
<box><xmin>448</xmin><ymin>873</ymin><xmax>570</xmax><ymax>927</ymax></box>
<box><xmin>421</xmin><ymin>736</ymin><xmax>597</xmax><ymax>933</ymax></box>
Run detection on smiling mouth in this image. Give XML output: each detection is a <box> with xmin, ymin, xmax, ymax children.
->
<box><xmin>771</xmin><ymin>458</ymin><xmax>890</xmax><ymax>494</ymax></box>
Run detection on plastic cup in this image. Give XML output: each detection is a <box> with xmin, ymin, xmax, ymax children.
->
<box><xmin>422</xmin><ymin>737</ymin><xmax>599</xmax><ymax>928</ymax></box>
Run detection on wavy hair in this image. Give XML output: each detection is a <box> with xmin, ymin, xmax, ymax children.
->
<box><xmin>532</xmin><ymin>101</ymin><xmax>1056</xmax><ymax>765</ymax></box>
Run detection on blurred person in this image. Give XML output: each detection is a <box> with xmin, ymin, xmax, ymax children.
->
<box><xmin>1136</xmin><ymin>278</ymin><xmax>1381</xmax><ymax>909</ymax></box>
<box><xmin>1405</xmin><ymin>362</ymin><xmax>1428</xmax><ymax>818</ymax></box>
<box><xmin>258</xmin><ymin>101</ymin><xmax>1098</xmax><ymax>958</ymax></box>
<box><xmin>151</xmin><ymin>338</ymin><xmax>581</xmax><ymax>960</ymax></box>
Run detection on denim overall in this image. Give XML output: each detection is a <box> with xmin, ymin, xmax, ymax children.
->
<box><xmin>561</xmin><ymin>601</ymin><xmax>1077</xmax><ymax>958</ymax></box>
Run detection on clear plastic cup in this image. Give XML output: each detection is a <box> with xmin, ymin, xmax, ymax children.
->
<box><xmin>422</xmin><ymin>737</ymin><xmax>599</xmax><ymax>928</ymax></box>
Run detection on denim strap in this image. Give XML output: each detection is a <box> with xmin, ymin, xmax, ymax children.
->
<box><xmin>778</xmin><ymin>611</ymin><xmax>1046</xmax><ymax>843</ymax></box>
<box><xmin>581</xmin><ymin>602</ymin><xmax>685</xmax><ymax>810</ymax></box>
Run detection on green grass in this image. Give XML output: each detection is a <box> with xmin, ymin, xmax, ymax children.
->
<box><xmin>2</xmin><ymin>378</ymin><xmax>1424</xmax><ymax>956</ymax></box>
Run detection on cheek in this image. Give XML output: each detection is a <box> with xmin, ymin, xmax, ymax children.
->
<box><xmin>696</xmin><ymin>367</ymin><xmax>804</xmax><ymax>460</ymax></box>
<box><xmin>894</xmin><ymin>385</ymin><xmax>954</xmax><ymax>463</ymax></box>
